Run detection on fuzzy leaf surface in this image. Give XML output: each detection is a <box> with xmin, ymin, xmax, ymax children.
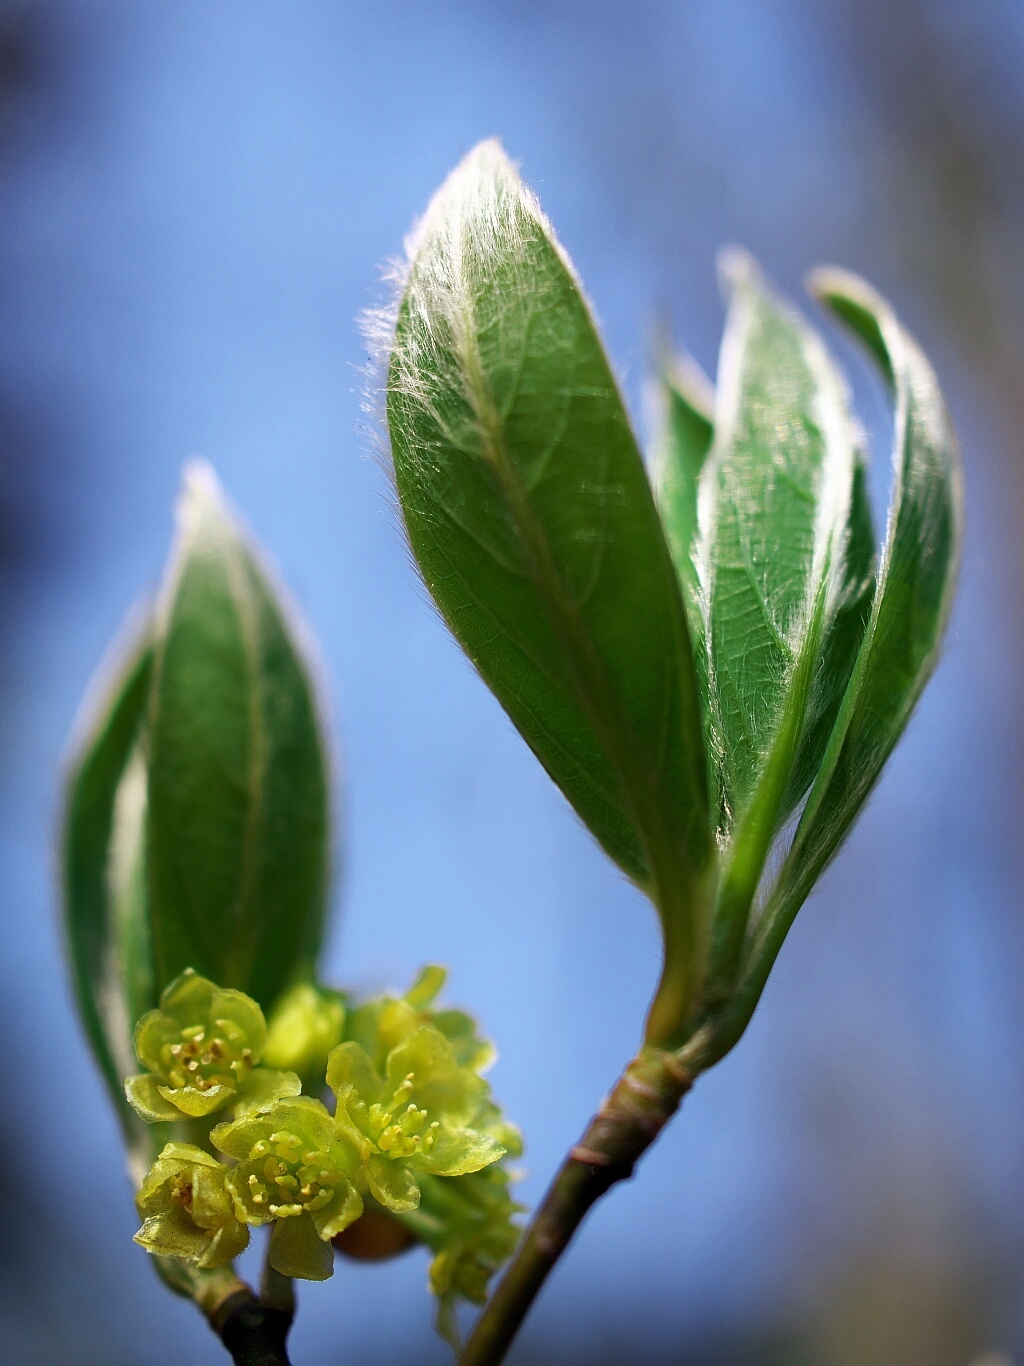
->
<box><xmin>698</xmin><ymin>252</ymin><xmax>865</xmax><ymax>834</ymax></box>
<box><xmin>697</xmin><ymin>254</ymin><xmax>871</xmax><ymax>993</ymax></box>
<box><xmin>717</xmin><ymin>270</ymin><xmax>963</xmax><ymax>1058</ymax></box>
<box><xmin>386</xmin><ymin>141</ymin><xmax>712</xmax><ymax>996</ymax></box>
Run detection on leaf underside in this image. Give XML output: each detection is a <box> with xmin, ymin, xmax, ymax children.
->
<box><xmin>387</xmin><ymin>142</ymin><xmax>712</xmax><ymax>980</ymax></box>
<box><xmin>657</xmin><ymin>254</ymin><xmax>877</xmax><ymax>998</ymax></box>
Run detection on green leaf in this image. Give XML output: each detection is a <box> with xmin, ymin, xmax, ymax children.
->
<box><xmin>700</xmin><ymin>250</ymin><xmax>865</xmax><ymax>830</ymax></box>
<box><xmin>386</xmin><ymin>140</ymin><xmax>712</xmax><ymax>1023</ymax></box>
<box><xmin>652</xmin><ymin>354</ymin><xmax>718</xmax><ymax>819</ymax></box>
<box><xmin>697</xmin><ymin>252</ymin><xmax>869</xmax><ymax>996</ymax></box>
<box><xmin>146</xmin><ymin>463</ymin><xmax>331</xmax><ymax>1011</ymax></box>
<box><xmin>781</xmin><ymin>453</ymin><xmax>875</xmax><ymax>815</ymax></box>
<box><xmin>109</xmin><ymin>745</ymin><xmax>158</xmax><ymax>1042</ymax></box>
<box><xmin>652</xmin><ymin>351</ymin><xmax>715</xmax><ymax>643</ymax></box>
<box><xmin>61</xmin><ymin>624</ymin><xmax>153</xmax><ymax>1124</ymax></box>
<box><xmin>713</xmin><ymin>269</ymin><xmax>963</xmax><ymax>1059</ymax></box>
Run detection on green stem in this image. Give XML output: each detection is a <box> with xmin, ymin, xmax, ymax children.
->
<box><xmin>260</xmin><ymin>1257</ymin><xmax>297</xmax><ymax>1319</ymax></box>
<box><xmin>456</xmin><ymin>1048</ymin><xmax>692</xmax><ymax>1366</ymax></box>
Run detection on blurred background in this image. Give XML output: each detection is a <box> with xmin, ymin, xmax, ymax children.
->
<box><xmin>0</xmin><ymin>2</ymin><xmax>1022</xmax><ymax>1362</ymax></box>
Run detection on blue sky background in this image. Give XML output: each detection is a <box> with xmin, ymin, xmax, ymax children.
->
<box><xmin>3</xmin><ymin>3</ymin><xmax>1024</xmax><ymax>1363</ymax></box>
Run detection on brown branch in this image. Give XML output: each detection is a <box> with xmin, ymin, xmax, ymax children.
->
<box><xmin>457</xmin><ymin>1048</ymin><xmax>692</xmax><ymax>1366</ymax></box>
<box><xmin>211</xmin><ymin>1287</ymin><xmax>294</xmax><ymax>1366</ymax></box>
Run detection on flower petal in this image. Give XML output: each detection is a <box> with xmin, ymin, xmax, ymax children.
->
<box><xmin>326</xmin><ymin>1040</ymin><xmax>382</xmax><ymax>1105</ymax></box>
<box><xmin>416</xmin><ymin>1127</ymin><xmax>505</xmax><ymax>1177</ymax></box>
<box><xmin>196</xmin><ymin>1217</ymin><xmax>249</xmax><ymax>1268</ymax></box>
<box><xmin>159</xmin><ymin>967</ymin><xmax>217</xmax><ymax>1024</ymax></box>
<box><xmin>125</xmin><ymin>1074</ymin><xmax>182</xmax><ymax>1123</ymax></box>
<box><xmin>190</xmin><ymin>1162</ymin><xmax>236</xmax><ymax>1229</ymax></box>
<box><xmin>132</xmin><ymin>1011</ymin><xmax>181</xmax><ymax>1076</ymax></box>
<box><xmin>269</xmin><ymin>1212</ymin><xmax>334</xmax><ymax>1280</ymax></box>
<box><xmin>366</xmin><ymin>1154</ymin><xmax>420</xmax><ymax>1213</ymax></box>
<box><xmin>386</xmin><ymin>1025</ymin><xmax>486</xmax><ymax>1125</ymax></box>
<box><xmin>432</xmin><ymin>1009</ymin><xmax>495</xmax><ymax>1073</ymax></box>
<box><xmin>310</xmin><ymin>1181</ymin><xmax>363</xmax><ymax>1240</ymax></box>
<box><xmin>135</xmin><ymin>1208</ymin><xmax>208</xmax><ymax>1261</ymax></box>
<box><xmin>158</xmin><ymin>1082</ymin><xmax>233</xmax><ymax>1117</ymax></box>
<box><xmin>214</xmin><ymin>1098</ymin><xmax>332</xmax><ymax>1162</ymax></box>
<box><xmin>211</xmin><ymin>987</ymin><xmax>267</xmax><ymax>1059</ymax></box>
<box><xmin>211</xmin><ymin>1111</ymin><xmax>272</xmax><ymax>1161</ymax></box>
<box><xmin>232</xmin><ymin>1068</ymin><xmax>301</xmax><ymax>1118</ymax></box>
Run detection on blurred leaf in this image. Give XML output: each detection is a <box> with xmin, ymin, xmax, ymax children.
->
<box><xmin>109</xmin><ymin>744</ymin><xmax>156</xmax><ymax>1040</ymax></box>
<box><xmin>146</xmin><ymin>463</ymin><xmax>330</xmax><ymax>1011</ymax></box>
<box><xmin>387</xmin><ymin>140</ymin><xmax>711</xmax><ymax>1016</ymax></box>
<box><xmin>717</xmin><ymin>269</ymin><xmax>963</xmax><ymax>1057</ymax></box>
<box><xmin>61</xmin><ymin>625</ymin><xmax>153</xmax><ymax>1121</ymax></box>
<box><xmin>699</xmin><ymin>252</ymin><xmax>870</xmax><ymax>992</ymax></box>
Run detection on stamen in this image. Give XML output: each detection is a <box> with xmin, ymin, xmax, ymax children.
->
<box><xmin>216</xmin><ymin>1018</ymin><xmax>245</xmax><ymax>1044</ymax></box>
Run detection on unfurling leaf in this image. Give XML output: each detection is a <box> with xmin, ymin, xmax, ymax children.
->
<box><xmin>689</xmin><ymin>251</ymin><xmax>875</xmax><ymax>1000</ymax></box>
<box><xmin>711</xmin><ymin>268</ymin><xmax>963</xmax><ymax>1059</ymax></box>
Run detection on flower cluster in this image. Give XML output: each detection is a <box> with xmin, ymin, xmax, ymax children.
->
<box><xmin>129</xmin><ymin>968</ymin><xmax>521</xmax><ymax>1301</ymax></box>
<box><xmin>404</xmin><ymin>1167</ymin><xmax>525</xmax><ymax>1348</ymax></box>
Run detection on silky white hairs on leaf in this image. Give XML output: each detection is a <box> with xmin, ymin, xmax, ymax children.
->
<box><xmin>357</xmin><ymin>140</ymin><xmax>550</xmax><ymax>640</ymax></box>
<box><xmin>362</xmin><ymin>137</ymin><xmax>601</xmax><ymax>479</ymax></box>
<box><xmin>388</xmin><ymin>141</ymin><xmax>554</xmax><ymax>468</ymax></box>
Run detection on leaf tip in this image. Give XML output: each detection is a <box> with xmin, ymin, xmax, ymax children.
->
<box><xmin>177</xmin><ymin>458</ymin><xmax>227</xmax><ymax>530</ymax></box>
<box><xmin>405</xmin><ymin>137</ymin><xmax>545</xmax><ymax>274</ymax></box>
<box><xmin>716</xmin><ymin>245</ymin><xmax>762</xmax><ymax>296</ymax></box>
<box><xmin>805</xmin><ymin>265</ymin><xmax>879</xmax><ymax>314</ymax></box>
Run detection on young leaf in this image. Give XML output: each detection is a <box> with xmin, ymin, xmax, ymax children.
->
<box><xmin>62</xmin><ymin>624</ymin><xmax>153</xmax><ymax>1120</ymax></box>
<box><xmin>109</xmin><ymin>745</ymin><xmax>157</xmax><ymax>1043</ymax></box>
<box><xmin>652</xmin><ymin>352</ymin><xmax>715</xmax><ymax>641</ymax></box>
<box><xmin>780</xmin><ymin>455</ymin><xmax>875</xmax><ymax>815</ymax></box>
<box><xmin>698</xmin><ymin>252</ymin><xmax>868</xmax><ymax>994</ymax></box>
<box><xmin>713</xmin><ymin>270</ymin><xmax>963</xmax><ymax>1059</ymax></box>
<box><xmin>146</xmin><ymin>463</ymin><xmax>330</xmax><ymax>1011</ymax></box>
<box><xmin>386</xmin><ymin>140</ymin><xmax>712</xmax><ymax>1019</ymax></box>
